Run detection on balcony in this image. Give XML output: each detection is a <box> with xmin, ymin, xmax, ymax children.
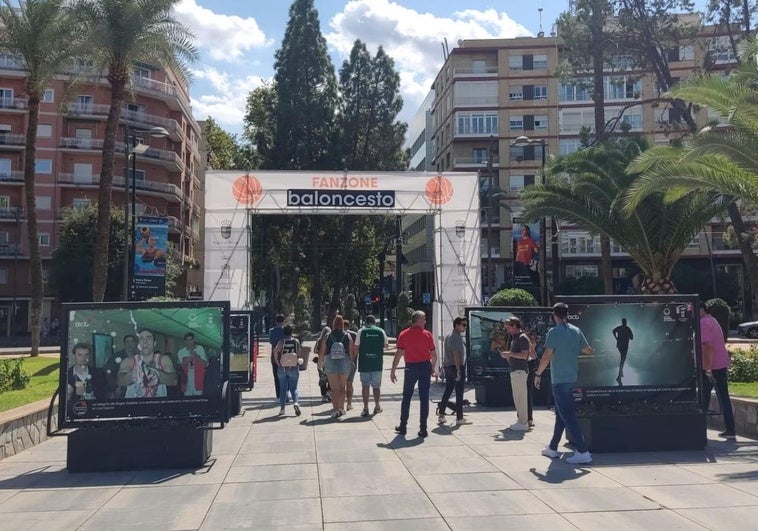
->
<box><xmin>63</xmin><ymin>103</ymin><xmax>183</xmax><ymax>141</ymax></box>
<box><xmin>453</xmin><ymin>157</ymin><xmax>500</xmax><ymax>169</ymax></box>
<box><xmin>0</xmin><ymin>170</ymin><xmax>24</xmax><ymax>183</ymax></box>
<box><xmin>0</xmin><ymin>207</ymin><xmax>22</xmax><ymax>220</ymax></box>
<box><xmin>0</xmin><ymin>97</ymin><xmax>28</xmax><ymax>112</ymax></box>
<box><xmin>454</xmin><ymin>66</ymin><xmax>498</xmax><ymax>77</ymax></box>
<box><xmin>59</xmin><ymin>137</ymin><xmax>104</xmax><ymax>151</ymax></box>
<box><xmin>57</xmin><ymin>173</ymin><xmax>183</xmax><ymax>202</ymax></box>
<box><xmin>0</xmin><ymin>132</ymin><xmax>25</xmax><ymax>150</ymax></box>
<box><xmin>115</xmin><ymin>144</ymin><xmax>185</xmax><ymax>173</ymax></box>
<box><xmin>133</xmin><ymin>76</ymin><xmax>192</xmax><ymax>116</ymax></box>
<box><xmin>0</xmin><ymin>243</ymin><xmax>22</xmax><ymax>256</ymax></box>
<box><xmin>167</xmin><ymin>216</ymin><xmax>183</xmax><ymax>234</ymax></box>
<box><xmin>0</xmin><ymin>54</ymin><xmax>25</xmax><ymax>73</ymax></box>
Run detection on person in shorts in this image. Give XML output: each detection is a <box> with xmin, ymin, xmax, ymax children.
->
<box><xmin>319</xmin><ymin>315</ymin><xmax>353</xmax><ymax>418</ymax></box>
<box><xmin>344</xmin><ymin>321</ymin><xmax>358</xmax><ymax>411</ymax></box>
<box><xmin>355</xmin><ymin>315</ymin><xmax>388</xmax><ymax>417</ymax></box>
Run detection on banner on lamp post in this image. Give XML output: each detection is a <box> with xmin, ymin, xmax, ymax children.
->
<box><xmin>132</xmin><ymin>216</ymin><xmax>168</xmax><ymax>300</ymax></box>
<box><xmin>512</xmin><ymin>219</ymin><xmax>541</xmax><ymax>294</ymax></box>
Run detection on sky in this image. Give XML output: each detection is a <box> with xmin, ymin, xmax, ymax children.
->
<box><xmin>173</xmin><ymin>0</ymin><xmax>710</xmax><ymax>139</ymax></box>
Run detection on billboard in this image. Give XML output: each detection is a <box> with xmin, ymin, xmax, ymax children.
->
<box><xmin>229</xmin><ymin>311</ymin><xmax>253</xmax><ymax>388</ymax></box>
<box><xmin>557</xmin><ymin>295</ymin><xmax>700</xmax><ymax>403</ymax></box>
<box><xmin>466</xmin><ymin>306</ymin><xmax>554</xmax><ymax>383</ymax></box>
<box><xmin>133</xmin><ymin>216</ymin><xmax>168</xmax><ymax>300</ymax></box>
<box><xmin>512</xmin><ymin>220</ymin><xmax>541</xmax><ymax>293</ymax></box>
<box><xmin>58</xmin><ymin>301</ymin><xmax>230</xmax><ymax>427</ymax></box>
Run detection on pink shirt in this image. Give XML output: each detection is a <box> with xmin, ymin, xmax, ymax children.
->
<box><xmin>700</xmin><ymin>314</ymin><xmax>730</xmax><ymax>370</ymax></box>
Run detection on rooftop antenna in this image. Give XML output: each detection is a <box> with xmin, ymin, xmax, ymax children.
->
<box><xmin>538</xmin><ymin>7</ymin><xmax>544</xmax><ymax>37</ymax></box>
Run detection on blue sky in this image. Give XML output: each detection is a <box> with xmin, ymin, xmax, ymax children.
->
<box><xmin>173</xmin><ymin>0</ymin><xmax>710</xmax><ymax>138</ymax></box>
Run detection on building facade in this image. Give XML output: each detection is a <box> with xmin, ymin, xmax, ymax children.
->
<box><xmin>427</xmin><ymin>28</ymin><xmax>744</xmax><ymax>310</ymax></box>
<box><xmin>0</xmin><ymin>56</ymin><xmax>204</xmax><ymax>338</ymax></box>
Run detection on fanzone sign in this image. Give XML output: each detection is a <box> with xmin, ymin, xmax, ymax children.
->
<box><xmin>287</xmin><ymin>189</ymin><xmax>396</xmax><ymax>208</ymax></box>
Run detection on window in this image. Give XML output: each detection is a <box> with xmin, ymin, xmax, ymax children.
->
<box><xmin>534</xmin><ymin>85</ymin><xmax>547</xmax><ymax>100</ymax></box>
<box><xmin>534</xmin><ymin>115</ymin><xmax>548</xmax><ymax>129</ymax></box>
<box><xmin>0</xmin><ymin>195</ymin><xmax>8</xmax><ymax>208</ymax></box>
<box><xmin>565</xmin><ymin>265</ymin><xmax>598</xmax><ymax>278</ymax></box>
<box><xmin>134</xmin><ymin>67</ymin><xmax>150</xmax><ymax>79</ymax></box>
<box><xmin>679</xmin><ymin>45</ymin><xmax>694</xmax><ymax>61</ymax></box>
<box><xmin>559</xmin><ymin>138</ymin><xmax>582</xmax><ymax>156</ymax></box>
<box><xmin>509</xmin><ymin>87</ymin><xmax>523</xmax><ymax>101</ymax></box>
<box><xmin>38</xmin><ymin>233</ymin><xmax>50</xmax><ymax>246</ymax></box>
<box><xmin>455</xmin><ymin>112</ymin><xmax>497</xmax><ymax>135</ymax></box>
<box><xmin>0</xmin><ymin>88</ymin><xmax>13</xmax><ymax>106</ymax></box>
<box><xmin>533</xmin><ymin>54</ymin><xmax>548</xmax><ymax>69</ymax></box>
<box><xmin>129</xmin><ymin>168</ymin><xmax>146</xmax><ymax>183</ymax></box>
<box><xmin>42</xmin><ymin>89</ymin><xmax>54</xmax><ymax>103</ymax></box>
<box><xmin>454</xmin><ymin>81</ymin><xmax>498</xmax><ymax>106</ymax></box>
<box><xmin>0</xmin><ymin>231</ymin><xmax>8</xmax><ymax>243</ymax></box>
<box><xmin>0</xmin><ymin>158</ymin><xmax>10</xmax><ymax>177</ymax></box>
<box><xmin>35</xmin><ymin>159</ymin><xmax>52</xmax><ymax>173</ymax></box>
<box><xmin>0</xmin><ymin>268</ymin><xmax>6</xmax><ymax>284</ymax></box>
<box><xmin>37</xmin><ymin>123</ymin><xmax>52</xmax><ymax>138</ymax></box>
<box><xmin>559</xmin><ymin>81</ymin><xmax>592</xmax><ymax>102</ymax></box>
<box><xmin>510</xmin><ymin>116</ymin><xmax>524</xmax><ymax>131</ymax></box>
<box><xmin>510</xmin><ymin>175</ymin><xmax>535</xmax><ymax>191</ymax></box>
<box><xmin>509</xmin><ymin>55</ymin><xmax>523</xmax><ymax>70</ymax></box>
<box><xmin>604</xmin><ymin>75</ymin><xmax>641</xmax><ymax>100</ymax></box>
<box><xmin>36</xmin><ymin>196</ymin><xmax>51</xmax><ymax>210</ymax></box>
<box><xmin>473</xmin><ymin>148</ymin><xmax>487</xmax><ymax>164</ymax></box>
<box><xmin>471</xmin><ymin>60</ymin><xmax>486</xmax><ymax>74</ymax></box>
<box><xmin>72</xmin><ymin>198</ymin><xmax>90</xmax><ymax>210</ymax></box>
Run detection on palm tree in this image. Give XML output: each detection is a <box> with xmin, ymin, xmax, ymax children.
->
<box><xmin>520</xmin><ymin>137</ymin><xmax>727</xmax><ymax>294</ymax></box>
<box><xmin>0</xmin><ymin>0</ymin><xmax>82</xmax><ymax>355</ymax></box>
<box><xmin>76</xmin><ymin>0</ymin><xmax>197</xmax><ymax>301</ymax></box>
<box><xmin>625</xmin><ymin>38</ymin><xmax>758</xmax><ymax>309</ymax></box>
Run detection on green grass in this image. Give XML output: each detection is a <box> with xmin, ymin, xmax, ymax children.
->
<box><xmin>0</xmin><ymin>357</ymin><xmax>60</xmax><ymax>413</ymax></box>
<box><xmin>730</xmin><ymin>381</ymin><xmax>758</xmax><ymax>399</ymax></box>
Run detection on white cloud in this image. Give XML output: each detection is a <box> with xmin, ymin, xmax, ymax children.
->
<box><xmin>174</xmin><ymin>0</ymin><xmax>273</xmax><ymax>62</ymax></box>
<box><xmin>326</xmin><ymin>0</ymin><xmax>531</xmax><ymax>120</ymax></box>
<box><xmin>190</xmin><ymin>67</ymin><xmax>267</xmax><ymax>127</ymax></box>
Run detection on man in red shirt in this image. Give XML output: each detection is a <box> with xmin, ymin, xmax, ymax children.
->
<box><xmin>391</xmin><ymin>310</ymin><xmax>437</xmax><ymax>437</ymax></box>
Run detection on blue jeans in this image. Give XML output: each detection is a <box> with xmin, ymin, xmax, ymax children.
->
<box><xmin>400</xmin><ymin>361</ymin><xmax>432</xmax><ymax>429</ymax></box>
<box><xmin>550</xmin><ymin>382</ymin><xmax>588</xmax><ymax>453</ymax></box>
<box><xmin>277</xmin><ymin>366</ymin><xmax>300</xmax><ymax>407</ymax></box>
<box><xmin>703</xmin><ymin>368</ymin><xmax>735</xmax><ymax>434</ymax></box>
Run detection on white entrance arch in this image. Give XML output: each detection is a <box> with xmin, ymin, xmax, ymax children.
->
<box><xmin>204</xmin><ymin>171</ymin><xmax>481</xmax><ymax>350</ymax></box>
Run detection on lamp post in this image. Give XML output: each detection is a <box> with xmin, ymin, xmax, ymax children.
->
<box><xmin>121</xmin><ymin>125</ymin><xmax>170</xmax><ymax>301</ymax></box>
<box><xmin>511</xmin><ymin>135</ymin><xmax>550</xmax><ymax>305</ymax></box>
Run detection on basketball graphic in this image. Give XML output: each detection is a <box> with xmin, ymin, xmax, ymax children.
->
<box><xmin>232</xmin><ymin>174</ymin><xmax>263</xmax><ymax>205</ymax></box>
<box><xmin>425</xmin><ymin>176</ymin><xmax>453</xmax><ymax>205</ymax></box>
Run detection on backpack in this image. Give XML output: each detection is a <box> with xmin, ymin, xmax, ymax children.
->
<box><xmin>328</xmin><ymin>333</ymin><xmax>347</xmax><ymax>359</ymax></box>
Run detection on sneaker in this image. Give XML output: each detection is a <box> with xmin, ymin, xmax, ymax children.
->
<box><xmin>373</xmin><ymin>405</ymin><xmax>383</xmax><ymax>415</ymax></box>
<box><xmin>278</xmin><ymin>407</ymin><xmax>285</xmax><ymax>416</ymax></box>
<box><xmin>719</xmin><ymin>431</ymin><xmax>736</xmax><ymax>440</ymax></box>
<box><xmin>293</xmin><ymin>403</ymin><xmax>301</xmax><ymax>416</ymax></box>
<box><xmin>541</xmin><ymin>447</ymin><xmax>561</xmax><ymax>458</ymax></box>
<box><xmin>322</xmin><ymin>395</ymin><xmax>330</xmax><ymax>402</ymax></box>
<box><xmin>418</xmin><ymin>428</ymin><xmax>428</xmax><ymax>438</ymax></box>
<box><xmin>394</xmin><ymin>425</ymin><xmax>407</xmax><ymax>435</ymax></box>
<box><xmin>346</xmin><ymin>404</ymin><xmax>353</xmax><ymax>411</ymax></box>
<box><xmin>438</xmin><ymin>413</ymin><xmax>447</xmax><ymax>424</ymax></box>
<box><xmin>566</xmin><ymin>451</ymin><xmax>593</xmax><ymax>464</ymax></box>
<box><xmin>528</xmin><ymin>420</ymin><xmax>535</xmax><ymax>427</ymax></box>
<box><xmin>456</xmin><ymin>417</ymin><xmax>472</xmax><ymax>426</ymax></box>
<box><xmin>509</xmin><ymin>422</ymin><xmax>530</xmax><ymax>432</ymax></box>
<box><xmin>563</xmin><ymin>441</ymin><xmax>578</xmax><ymax>451</ymax></box>
<box><xmin>360</xmin><ymin>408</ymin><xmax>370</xmax><ymax>417</ymax></box>
<box><xmin>330</xmin><ymin>410</ymin><xmax>339</xmax><ymax>419</ymax></box>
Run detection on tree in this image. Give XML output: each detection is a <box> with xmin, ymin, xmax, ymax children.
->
<box><xmin>204</xmin><ymin>116</ymin><xmax>242</xmax><ymax>170</ymax></box>
<box><xmin>270</xmin><ymin>0</ymin><xmax>338</xmax><ymax>170</ymax></box>
<box><xmin>520</xmin><ymin>136</ymin><xmax>727</xmax><ymax>293</ymax></box>
<box><xmin>338</xmin><ymin>40</ymin><xmax>409</xmax><ymax>170</ymax></box>
<box><xmin>78</xmin><ymin>0</ymin><xmax>198</xmax><ymax>301</ymax></box>
<box><xmin>0</xmin><ymin>0</ymin><xmax>82</xmax><ymax>355</ymax></box>
<box><xmin>243</xmin><ymin>83</ymin><xmax>277</xmax><ymax>167</ymax></box>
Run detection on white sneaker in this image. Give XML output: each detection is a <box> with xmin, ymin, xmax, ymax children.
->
<box><xmin>541</xmin><ymin>447</ymin><xmax>560</xmax><ymax>458</ymax></box>
<box><xmin>456</xmin><ymin>417</ymin><xmax>472</xmax><ymax>425</ymax></box>
<box><xmin>438</xmin><ymin>414</ymin><xmax>446</xmax><ymax>424</ymax></box>
<box><xmin>278</xmin><ymin>407</ymin><xmax>285</xmax><ymax>416</ymax></box>
<box><xmin>566</xmin><ymin>451</ymin><xmax>592</xmax><ymax>464</ymax></box>
<box><xmin>509</xmin><ymin>422</ymin><xmax>530</xmax><ymax>432</ymax></box>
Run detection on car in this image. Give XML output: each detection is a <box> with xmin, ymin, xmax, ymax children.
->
<box><xmin>737</xmin><ymin>320</ymin><xmax>758</xmax><ymax>339</ymax></box>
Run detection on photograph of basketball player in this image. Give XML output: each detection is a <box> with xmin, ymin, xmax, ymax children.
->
<box><xmin>612</xmin><ymin>318</ymin><xmax>634</xmax><ymax>385</ymax></box>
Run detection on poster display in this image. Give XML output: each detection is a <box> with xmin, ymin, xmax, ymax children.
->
<box><xmin>466</xmin><ymin>306</ymin><xmax>553</xmax><ymax>383</ymax></box>
<box><xmin>58</xmin><ymin>301</ymin><xmax>230</xmax><ymax>427</ymax></box>
<box><xmin>557</xmin><ymin>295</ymin><xmax>700</xmax><ymax>403</ymax></box>
<box><xmin>133</xmin><ymin>216</ymin><xmax>168</xmax><ymax>300</ymax></box>
<box><xmin>229</xmin><ymin>311</ymin><xmax>253</xmax><ymax>388</ymax></box>
<box><xmin>512</xmin><ymin>220</ymin><xmax>541</xmax><ymax>292</ymax></box>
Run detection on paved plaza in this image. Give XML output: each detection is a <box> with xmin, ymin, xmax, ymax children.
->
<box><xmin>0</xmin><ymin>344</ymin><xmax>756</xmax><ymax>530</ymax></box>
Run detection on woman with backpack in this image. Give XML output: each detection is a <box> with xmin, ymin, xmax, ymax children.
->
<box><xmin>319</xmin><ymin>315</ymin><xmax>354</xmax><ymax>418</ymax></box>
<box><xmin>274</xmin><ymin>324</ymin><xmax>303</xmax><ymax>416</ymax></box>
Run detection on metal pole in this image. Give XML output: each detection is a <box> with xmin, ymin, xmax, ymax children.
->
<box><xmin>122</xmin><ymin>126</ymin><xmax>130</xmax><ymax>301</ymax></box>
<box><xmin>539</xmin><ymin>140</ymin><xmax>547</xmax><ymax>305</ymax></box>
<box><xmin>378</xmin><ymin>252</ymin><xmax>385</xmax><ymax>329</ymax></box>
<box><xmin>486</xmin><ymin>135</ymin><xmax>494</xmax><ymax>295</ymax></box>
<box><xmin>130</xmin><ymin>134</ymin><xmax>137</xmax><ymax>300</ymax></box>
<box><xmin>11</xmin><ymin>208</ymin><xmax>19</xmax><ymax>337</ymax></box>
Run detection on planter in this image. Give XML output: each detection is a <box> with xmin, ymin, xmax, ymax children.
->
<box><xmin>577</xmin><ymin>412</ymin><xmax>706</xmax><ymax>453</ymax></box>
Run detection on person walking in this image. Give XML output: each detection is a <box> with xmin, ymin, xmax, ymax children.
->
<box><xmin>319</xmin><ymin>315</ymin><xmax>353</xmax><ymax>419</ymax></box>
<box><xmin>437</xmin><ymin>317</ymin><xmax>471</xmax><ymax>426</ymax></box>
<box><xmin>612</xmin><ymin>318</ymin><xmax>634</xmax><ymax>385</ymax></box>
<box><xmin>535</xmin><ymin>302</ymin><xmax>594</xmax><ymax>464</ymax></box>
<box><xmin>499</xmin><ymin>316</ymin><xmax>531</xmax><ymax>431</ymax></box>
<box><xmin>700</xmin><ymin>303</ymin><xmax>735</xmax><ymax>440</ymax></box>
<box><xmin>355</xmin><ymin>315</ymin><xmax>388</xmax><ymax>417</ymax></box>
<box><xmin>269</xmin><ymin>314</ymin><xmax>285</xmax><ymax>401</ymax></box>
<box><xmin>391</xmin><ymin>310</ymin><xmax>437</xmax><ymax>438</ymax></box>
<box><xmin>314</xmin><ymin>326</ymin><xmax>332</xmax><ymax>402</ymax></box>
<box><xmin>273</xmin><ymin>324</ymin><xmax>302</xmax><ymax>416</ymax></box>
<box><xmin>344</xmin><ymin>321</ymin><xmax>358</xmax><ymax>411</ymax></box>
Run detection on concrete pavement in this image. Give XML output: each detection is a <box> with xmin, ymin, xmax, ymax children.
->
<box><xmin>0</xmin><ymin>344</ymin><xmax>756</xmax><ymax>530</ymax></box>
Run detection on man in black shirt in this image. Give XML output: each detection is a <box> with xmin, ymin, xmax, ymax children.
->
<box><xmin>500</xmin><ymin>316</ymin><xmax>531</xmax><ymax>431</ymax></box>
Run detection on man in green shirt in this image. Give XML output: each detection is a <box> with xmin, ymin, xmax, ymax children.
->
<box><xmin>355</xmin><ymin>315</ymin><xmax>388</xmax><ymax>417</ymax></box>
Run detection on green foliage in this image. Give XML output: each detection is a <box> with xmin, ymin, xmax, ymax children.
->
<box><xmin>243</xmin><ymin>83</ymin><xmax>277</xmax><ymax>166</ymax></box>
<box><xmin>705</xmin><ymin>297</ymin><xmax>731</xmax><ymax>341</ymax></box>
<box><xmin>488</xmin><ymin>288</ymin><xmax>538</xmax><ymax>307</ymax></box>
<box><xmin>203</xmin><ymin>116</ymin><xmax>255</xmax><ymax>170</ymax></box>
<box><xmin>728</xmin><ymin>348</ymin><xmax>758</xmax><ymax>382</ymax></box>
<box><xmin>672</xmin><ymin>263</ymin><xmax>741</xmax><ymax>307</ymax></box>
<box><xmin>0</xmin><ymin>358</ymin><xmax>30</xmax><ymax>393</ymax></box>
<box><xmin>558</xmin><ymin>276</ymin><xmax>604</xmax><ymax>295</ymax></box>
<box><xmin>0</xmin><ymin>357</ymin><xmax>60</xmax><ymax>412</ymax></box>
<box><xmin>294</xmin><ymin>293</ymin><xmax>311</xmax><ymax>335</ymax></box>
<box><xmin>396</xmin><ymin>291</ymin><xmax>414</xmax><ymax>329</ymax></box>
<box><xmin>343</xmin><ymin>294</ymin><xmax>359</xmax><ymax>328</ymax></box>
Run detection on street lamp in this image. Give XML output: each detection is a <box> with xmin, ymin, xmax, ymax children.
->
<box><xmin>122</xmin><ymin>125</ymin><xmax>170</xmax><ymax>301</ymax></box>
<box><xmin>511</xmin><ymin>135</ymin><xmax>552</xmax><ymax>305</ymax></box>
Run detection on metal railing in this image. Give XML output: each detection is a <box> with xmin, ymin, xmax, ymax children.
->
<box><xmin>0</xmin><ymin>97</ymin><xmax>27</xmax><ymax>110</ymax></box>
<box><xmin>0</xmin><ymin>243</ymin><xmax>22</xmax><ymax>256</ymax></box>
<box><xmin>0</xmin><ymin>170</ymin><xmax>24</xmax><ymax>182</ymax></box>
<box><xmin>0</xmin><ymin>206</ymin><xmax>22</xmax><ymax>219</ymax></box>
<box><xmin>0</xmin><ymin>54</ymin><xmax>24</xmax><ymax>71</ymax></box>
<box><xmin>63</xmin><ymin>103</ymin><xmax>182</xmax><ymax>136</ymax></box>
<box><xmin>0</xmin><ymin>133</ymin><xmax>26</xmax><ymax>146</ymax></box>
<box><xmin>57</xmin><ymin>173</ymin><xmax>183</xmax><ymax>198</ymax></box>
<box><xmin>59</xmin><ymin>137</ymin><xmax>104</xmax><ymax>149</ymax></box>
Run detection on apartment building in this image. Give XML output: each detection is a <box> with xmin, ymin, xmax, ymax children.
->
<box><xmin>426</xmin><ymin>27</ymin><xmax>743</xmax><ymax>306</ymax></box>
<box><xmin>0</xmin><ymin>56</ymin><xmax>204</xmax><ymax>338</ymax></box>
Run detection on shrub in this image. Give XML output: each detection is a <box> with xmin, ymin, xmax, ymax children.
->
<box><xmin>705</xmin><ymin>298</ymin><xmax>730</xmax><ymax>342</ymax></box>
<box><xmin>397</xmin><ymin>291</ymin><xmax>414</xmax><ymax>329</ymax></box>
<box><xmin>728</xmin><ymin>348</ymin><xmax>758</xmax><ymax>382</ymax></box>
<box><xmin>0</xmin><ymin>358</ymin><xmax>31</xmax><ymax>392</ymax></box>
<box><xmin>488</xmin><ymin>288</ymin><xmax>538</xmax><ymax>307</ymax></box>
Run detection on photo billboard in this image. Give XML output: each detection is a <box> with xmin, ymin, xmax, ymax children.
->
<box><xmin>133</xmin><ymin>216</ymin><xmax>168</xmax><ymax>300</ymax></box>
<box><xmin>512</xmin><ymin>220</ymin><xmax>541</xmax><ymax>292</ymax></box>
<box><xmin>466</xmin><ymin>306</ymin><xmax>553</xmax><ymax>383</ymax></box>
<box><xmin>58</xmin><ymin>301</ymin><xmax>230</xmax><ymax>427</ymax></box>
<box><xmin>557</xmin><ymin>295</ymin><xmax>700</xmax><ymax>403</ymax></box>
<box><xmin>229</xmin><ymin>310</ymin><xmax>253</xmax><ymax>388</ymax></box>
